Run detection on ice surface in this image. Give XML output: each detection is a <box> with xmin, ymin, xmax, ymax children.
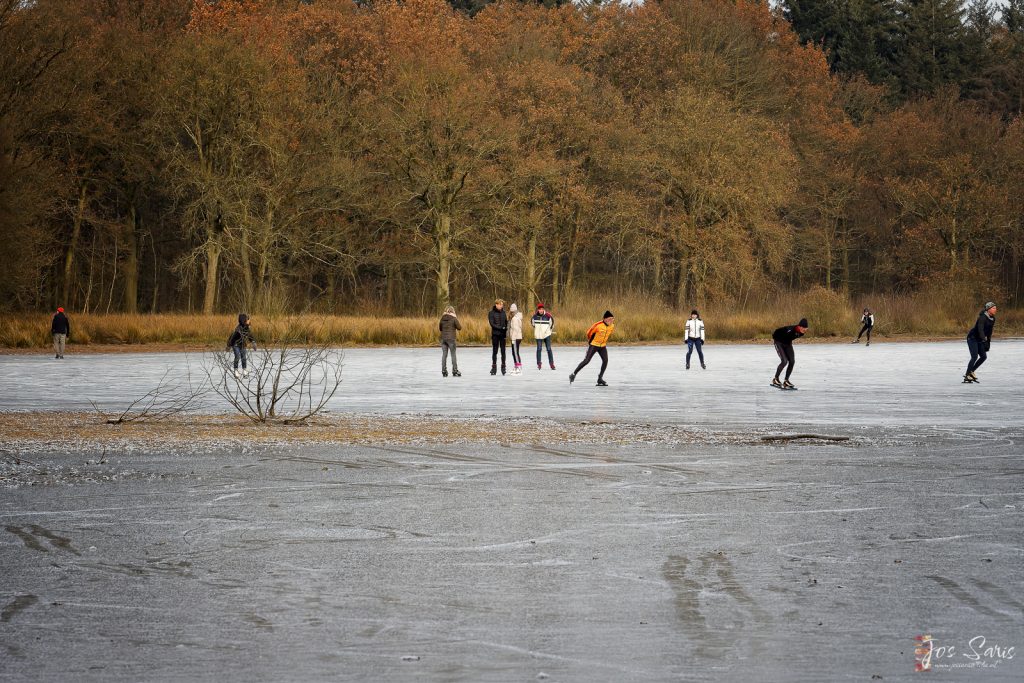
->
<box><xmin>1</xmin><ymin>340</ymin><xmax>1021</xmax><ymax>428</ymax></box>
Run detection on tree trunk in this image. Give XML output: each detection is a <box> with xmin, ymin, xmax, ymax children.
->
<box><xmin>551</xmin><ymin>250</ymin><xmax>561</xmax><ymax>309</ymax></box>
<box><xmin>525</xmin><ymin>230</ymin><xmax>537</xmax><ymax>311</ymax></box>
<box><xmin>62</xmin><ymin>184</ymin><xmax>88</xmax><ymax>307</ymax></box>
<box><xmin>203</xmin><ymin>239</ymin><xmax>221</xmax><ymax>315</ymax></box>
<box><xmin>123</xmin><ymin>205</ymin><xmax>139</xmax><ymax>314</ymax></box>
<box><xmin>435</xmin><ymin>211</ymin><xmax>452</xmax><ymax>314</ymax></box>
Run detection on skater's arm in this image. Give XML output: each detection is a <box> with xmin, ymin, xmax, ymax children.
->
<box><xmin>455</xmin><ymin>318</ymin><xmax>462</xmax><ymax>331</ymax></box>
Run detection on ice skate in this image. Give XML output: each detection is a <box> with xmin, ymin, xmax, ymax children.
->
<box><xmin>771</xmin><ymin>377</ymin><xmax>783</xmax><ymax>389</ymax></box>
<box><xmin>501</xmin><ymin>365</ymin><xmax>506</xmax><ymax>376</ymax></box>
<box><xmin>490</xmin><ymin>365</ymin><xmax>497</xmax><ymax>376</ymax></box>
<box><xmin>234</xmin><ymin>369</ymin><xmax>241</xmax><ymax>378</ymax></box>
<box><xmin>596</xmin><ymin>379</ymin><xmax>608</xmax><ymax>387</ymax></box>
<box><xmin>442</xmin><ymin>369</ymin><xmax>448</xmax><ymax>377</ymax></box>
<box><xmin>701</xmin><ymin>363</ymin><xmax>706</xmax><ymax>369</ymax></box>
<box><xmin>538</xmin><ymin>362</ymin><xmax>543</xmax><ymax>370</ymax></box>
<box><xmin>452</xmin><ymin>370</ymin><xmax>461</xmax><ymax>377</ymax></box>
<box><xmin>685</xmin><ymin>362</ymin><xmax>690</xmax><ymax>370</ymax></box>
<box><xmin>783</xmin><ymin>380</ymin><xmax>797</xmax><ymax>390</ymax></box>
<box><xmin>569</xmin><ymin>373</ymin><xmax>576</xmax><ymax>385</ymax></box>
<box><xmin>549</xmin><ymin>362</ymin><xmax>555</xmax><ymax>370</ymax></box>
<box><xmin>963</xmin><ymin>374</ymin><xmax>975</xmax><ymax>383</ymax></box>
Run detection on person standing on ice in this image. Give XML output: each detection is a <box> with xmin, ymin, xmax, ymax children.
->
<box><xmin>227</xmin><ymin>313</ymin><xmax>257</xmax><ymax>378</ymax></box>
<box><xmin>570</xmin><ymin>311</ymin><xmax>615</xmax><ymax>387</ymax></box>
<box><xmin>684</xmin><ymin>309</ymin><xmax>705</xmax><ymax>370</ymax></box>
<box><xmin>964</xmin><ymin>302</ymin><xmax>996</xmax><ymax>383</ymax></box>
<box><xmin>51</xmin><ymin>307</ymin><xmax>70</xmax><ymax>359</ymax></box>
<box><xmin>508</xmin><ymin>303</ymin><xmax>524</xmax><ymax>375</ymax></box>
<box><xmin>771</xmin><ymin>318</ymin><xmax>807</xmax><ymax>389</ymax></box>
<box><xmin>439</xmin><ymin>305</ymin><xmax>462</xmax><ymax>378</ymax></box>
<box><xmin>853</xmin><ymin>308</ymin><xmax>874</xmax><ymax>345</ymax></box>
<box><xmin>531</xmin><ymin>302</ymin><xmax>555</xmax><ymax>370</ymax></box>
<box><xmin>488</xmin><ymin>299</ymin><xmax>508</xmax><ymax>376</ymax></box>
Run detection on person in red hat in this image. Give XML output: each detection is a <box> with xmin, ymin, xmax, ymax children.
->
<box><xmin>531</xmin><ymin>302</ymin><xmax>555</xmax><ymax>370</ymax></box>
<box><xmin>51</xmin><ymin>307</ymin><xmax>70</xmax><ymax>359</ymax></box>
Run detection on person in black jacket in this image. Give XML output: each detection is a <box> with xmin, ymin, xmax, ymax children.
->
<box><xmin>227</xmin><ymin>313</ymin><xmax>257</xmax><ymax>377</ymax></box>
<box><xmin>51</xmin><ymin>307</ymin><xmax>70</xmax><ymax>359</ymax></box>
<box><xmin>439</xmin><ymin>305</ymin><xmax>462</xmax><ymax>378</ymax></box>
<box><xmin>488</xmin><ymin>299</ymin><xmax>508</xmax><ymax>376</ymax></box>
<box><xmin>964</xmin><ymin>302</ymin><xmax>996</xmax><ymax>383</ymax></box>
<box><xmin>853</xmin><ymin>308</ymin><xmax>874</xmax><ymax>345</ymax></box>
<box><xmin>771</xmin><ymin>318</ymin><xmax>808</xmax><ymax>389</ymax></box>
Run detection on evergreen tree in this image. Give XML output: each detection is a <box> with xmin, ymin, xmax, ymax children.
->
<box><xmin>894</xmin><ymin>0</ymin><xmax>968</xmax><ymax>96</ymax></box>
<box><xmin>961</xmin><ymin>0</ymin><xmax>996</xmax><ymax>101</ymax></box>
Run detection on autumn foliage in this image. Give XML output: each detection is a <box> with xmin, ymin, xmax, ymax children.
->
<box><xmin>1</xmin><ymin>0</ymin><xmax>1021</xmax><ymax>321</ymax></box>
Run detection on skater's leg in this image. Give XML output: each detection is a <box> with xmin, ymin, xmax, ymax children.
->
<box><xmin>774</xmin><ymin>342</ymin><xmax>787</xmax><ymax>379</ymax></box>
<box><xmin>783</xmin><ymin>345</ymin><xmax>795</xmax><ymax>381</ymax></box>
<box><xmin>450</xmin><ymin>341</ymin><xmax>459</xmax><ymax>373</ymax></box>
<box><xmin>232</xmin><ymin>345</ymin><xmax>242</xmax><ymax>370</ymax></box>
<box><xmin>240</xmin><ymin>346</ymin><xmax>248</xmax><ymax>371</ymax></box>
<box><xmin>596</xmin><ymin>347</ymin><xmax>608</xmax><ymax>381</ymax></box>
<box><xmin>511</xmin><ymin>340</ymin><xmax>521</xmax><ymax>365</ymax></box>
<box><xmin>500</xmin><ymin>336</ymin><xmax>507</xmax><ymax>367</ymax></box>
<box><xmin>966</xmin><ymin>338</ymin><xmax>980</xmax><ymax>374</ymax></box>
<box><xmin>974</xmin><ymin>345</ymin><xmax>988</xmax><ymax>372</ymax></box>
<box><xmin>536</xmin><ymin>340</ymin><xmax>543</xmax><ymax>366</ymax></box>
<box><xmin>573</xmin><ymin>345</ymin><xmax>597</xmax><ymax>375</ymax></box>
<box><xmin>695</xmin><ymin>339</ymin><xmax>704</xmax><ymax>365</ymax></box>
<box><xmin>441</xmin><ymin>341</ymin><xmax>450</xmax><ymax>373</ymax></box>
<box><xmin>856</xmin><ymin>324</ymin><xmax>867</xmax><ymax>341</ymax></box>
<box><xmin>866</xmin><ymin>326</ymin><xmax>872</xmax><ymax>344</ymax></box>
<box><xmin>686</xmin><ymin>340</ymin><xmax>693</xmax><ymax>365</ymax></box>
<box><xmin>491</xmin><ymin>335</ymin><xmax>499</xmax><ymax>365</ymax></box>
<box><xmin>545</xmin><ymin>338</ymin><xmax>554</xmax><ymax>365</ymax></box>
<box><xmin>59</xmin><ymin>334</ymin><xmax>66</xmax><ymax>357</ymax></box>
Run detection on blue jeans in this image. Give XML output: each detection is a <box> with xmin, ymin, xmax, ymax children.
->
<box><xmin>686</xmin><ymin>339</ymin><xmax>704</xmax><ymax>366</ymax></box>
<box><xmin>536</xmin><ymin>337</ymin><xmax>553</xmax><ymax>365</ymax></box>
<box><xmin>232</xmin><ymin>345</ymin><xmax>247</xmax><ymax>370</ymax></box>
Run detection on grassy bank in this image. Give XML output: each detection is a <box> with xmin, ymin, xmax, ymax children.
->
<box><xmin>3</xmin><ymin>290</ymin><xmax>1019</xmax><ymax>349</ymax></box>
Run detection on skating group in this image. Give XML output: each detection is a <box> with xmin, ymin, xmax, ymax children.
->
<box><xmin>432</xmin><ymin>300</ymin><xmax>999</xmax><ymax>390</ymax></box>
<box><xmin>46</xmin><ymin>301</ymin><xmax>999</xmax><ymax>389</ymax></box>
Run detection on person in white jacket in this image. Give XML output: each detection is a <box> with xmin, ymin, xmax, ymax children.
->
<box><xmin>531</xmin><ymin>302</ymin><xmax>556</xmax><ymax>370</ymax></box>
<box><xmin>508</xmin><ymin>303</ymin><xmax>524</xmax><ymax>375</ymax></box>
<box><xmin>685</xmin><ymin>309</ymin><xmax>706</xmax><ymax>370</ymax></box>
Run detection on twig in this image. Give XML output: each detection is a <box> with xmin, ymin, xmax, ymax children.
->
<box><xmin>761</xmin><ymin>434</ymin><xmax>851</xmax><ymax>442</ymax></box>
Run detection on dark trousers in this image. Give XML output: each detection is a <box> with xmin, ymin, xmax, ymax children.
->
<box><xmin>491</xmin><ymin>334</ymin><xmax>506</xmax><ymax>367</ymax></box>
<box><xmin>510</xmin><ymin>339</ymin><xmax>521</xmax><ymax>365</ymax></box>
<box><xmin>573</xmin><ymin>345</ymin><xmax>608</xmax><ymax>380</ymax></box>
<box><xmin>536</xmin><ymin>337</ymin><xmax>554</xmax><ymax>365</ymax></box>
<box><xmin>686</xmin><ymin>338</ymin><xmax>704</xmax><ymax>365</ymax></box>
<box><xmin>232</xmin><ymin>345</ymin><xmax>248</xmax><ymax>370</ymax></box>
<box><xmin>967</xmin><ymin>337</ymin><xmax>987</xmax><ymax>374</ymax></box>
<box><xmin>441</xmin><ymin>339</ymin><xmax>458</xmax><ymax>373</ymax></box>
<box><xmin>857</xmin><ymin>324</ymin><xmax>872</xmax><ymax>342</ymax></box>
<box><xmin>774</xmin><ymin>341</ymin><xmax>795</xmax><ymax>380</ymax></box>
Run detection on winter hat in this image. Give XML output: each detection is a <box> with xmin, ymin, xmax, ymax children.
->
<box><xmin>690</xmin><ymin>309</ymin><xmax>699</xmax><ymax>316</ymax></box>
<box><xmin>536</xmin><ymin>302</ymin><xmax>545</xmax><ymax>310</ymax></box>
<box><xmin>238</xmin><ymin>313</ymin><xmax>249</xmax><ymax>325</ymax></box>
<box><xmin>984</xmin><ymin>301</ymin><xmax>996</xmax><ymax>311</ymax></box>
<box><xmin>603</xmin><ymin>310</ymin><xmax>614</xmax><ymax>319</ymax></box>
<box><xmin>510</xmin><ymin>303</ymin><xmax>518</xmax><ymax>313</ymax></box>
<box><xmin>56</xmin><ymin>307</ymin><xmax>64</xmax><ymax>313</ymax></box>
<box><xmin>798</xmin><ymin>318</ymin><xmax>809</xmax><ymax>328</ymax></box>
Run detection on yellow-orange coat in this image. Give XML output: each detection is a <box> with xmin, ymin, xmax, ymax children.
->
<box><xmin>586</xmin><ymin>321</ymin><xmax>614</xmax><ymax>347</ymax></box>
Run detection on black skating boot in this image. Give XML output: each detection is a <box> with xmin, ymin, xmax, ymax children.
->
<box><xmin>490</xmin><ymin>365</ymin><xmax>497</xmax><ymax>375</ymax></box>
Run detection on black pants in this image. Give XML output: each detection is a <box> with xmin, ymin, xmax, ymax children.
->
<box><xmin>510</xmin><ymin>339</ymin><xmax>521</xmax><ymax>365</ymax></box>
<box><xmin>573</xmin><ymin>345</ymin><xmax>608</xmax><ymax>380</ymax></box>
<box><xmin>491</xmin><ymin>334</ymin><xmax>506</xmax><ymax>367</ymax></box>
<box><xmin>857</xmin><ymin>324</ymin><xmax>872</xmax><ymax>342</ymax></box>
<box><xmin>967</xmin><ymin>337</ymin><xmax>987</xmax><ymax>374</ymax></box>
<box><xmin>774</xmin><ymin>341</ymin><xmax>795</xmax><ymax>380</ymax></box>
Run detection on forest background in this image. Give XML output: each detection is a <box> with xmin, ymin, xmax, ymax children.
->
<box><xmin>2</xmin><ymin>0</ymin><xmax>1023</xmax><ymax>347</ymax></box>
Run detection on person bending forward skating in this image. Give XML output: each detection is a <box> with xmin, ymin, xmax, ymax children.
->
<box><xmin>964</xmin><ymin>302</ymin><xmax>996</xmax><ymax>383</ymax></box>
<box><xmin>684</xmin><ymin>309</ymin><xmax>705</xmax><ymax>369</ymax></box>
<box><xmin>488</xmin><ymin>299</ymin><xmax>508</xmax><ymax>375</ymax></box>
<box><xmin>570</xmin><ymin>311</ymin><xmax>615</xmax><ymax>387</ymax></box>
<box><xmin>771</xmin><ymin>318</ymin><xmax>807</xmax><ymax>389</ymax></box>
<box><xmin>854</xmin><ymin>308</ymin><xmax>874</xmax><ymax>345</ymax></box>
<box><xmin>532</xmin><ymin>303</ymin><xmax>555</xmax><ymax>370</ymax></box>
<box><xmin>439</xmin><ymin>306</ymin><xmax>462</xmax><ymax>378</ymax></box>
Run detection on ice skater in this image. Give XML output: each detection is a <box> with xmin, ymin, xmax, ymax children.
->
<box><xmin>51</xmin><ymin>307</ymin><xmax>70</xmax><ymax>359</ymax></box>
<box><xmin>684</xmin><ymin>309</ymin><xmax>705</xmax><ymax>369</ymax></box>
<box><xmin>771</xmin><ymin>317</ymin><xmax>808</xmax><ymax>390</ymax></box>
<box><xmin>853</xmin><ymin>308</ymin><xmax>874</xmax><ymax>345</ymax></box>
<box><xmin>532</xmin><ymin>302</ymin><xmax>556</xmax><ymax>370</ymax></box>
<box><xmin>227</xmin><ymin>313</ymin><xmax>257</xmax><ymax>378</ymax></box>
<box><xmin>439</xmin><ymin>305</ymin><xmax>462</xmax><ymax>378</ymax></box>
<box><xmin>964</xmin><ymin>301</ymin><xmax>996</xmax><ymax>383</ymax></box>
<box><xmin>488</xmin><ymin>299</ymin><xmax>508</xmax><ymax>375</ymax></box>
<box><xmin>508</xmin><ymin>303</ymin><xmax>523</xmax><ymax>375</ymax></box>
<box><xmin>570</xmin><ymin>311</ymin><xmax>615</xmax><ymax>387</ymax></box>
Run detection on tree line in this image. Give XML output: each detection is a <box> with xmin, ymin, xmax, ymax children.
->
<box><xmin>1</xmin><ymin>0</ymin><xmax>1022</xmax><ymax>317</ymax></box>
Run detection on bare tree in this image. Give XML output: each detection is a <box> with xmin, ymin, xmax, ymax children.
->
<box><xmin>91</xmin><ymin>366</ymin><xmax>206</xmax><ymax>425</ymax></box>
<box><xmin>205</xmin><ymin>321</ymin><xmax>343</xmax><ymax>424</ymax></box>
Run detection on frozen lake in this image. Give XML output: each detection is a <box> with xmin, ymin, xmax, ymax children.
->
<box><xmin>1</xmin><ymin>340</ymin><xmax>1021</xmax><ymax>429</ymax></box>
<box><xmin>2</xmin><ymin>341</ymin><xmax>1023</xmax><ymax>680</ymax></box>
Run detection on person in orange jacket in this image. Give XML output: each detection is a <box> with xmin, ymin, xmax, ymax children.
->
<box><xmin>569</xmin><ymin>311</ymin><xmax>615</xmax><ymax>387</ymax></box>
